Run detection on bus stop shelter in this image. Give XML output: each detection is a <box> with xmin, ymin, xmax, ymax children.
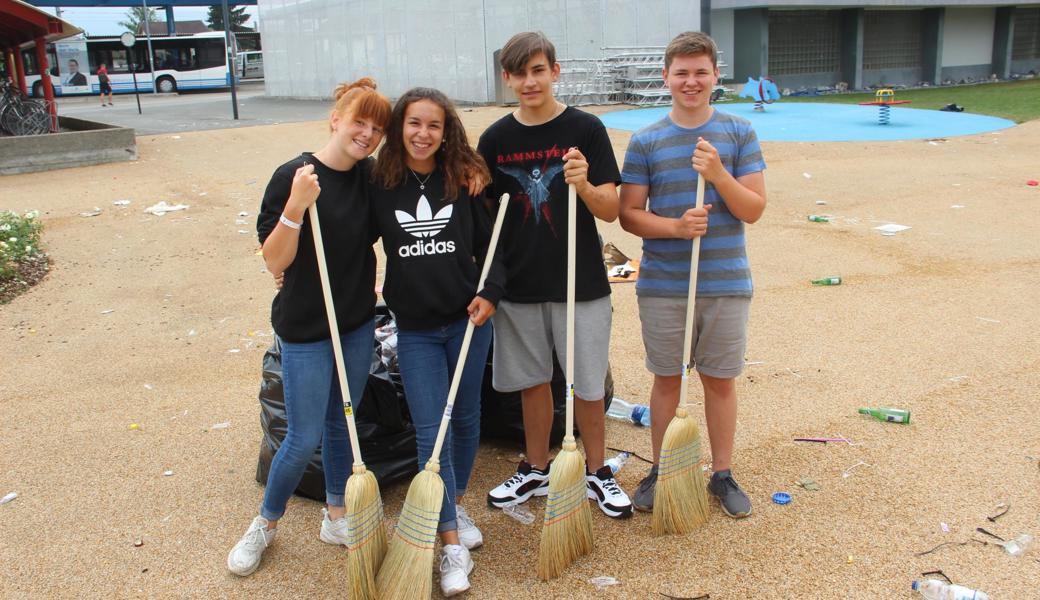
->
<box><xmin>1</xmin><ymin>0</ymin><xmax>82</xmax><ymax>131</ymax></box>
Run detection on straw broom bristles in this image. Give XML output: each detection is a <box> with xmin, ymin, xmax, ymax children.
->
<box><xmin>344</xmin><ymin>465</ymin><xmax>387</xmax><ymax>600</ymax></box>
<box><xmin>537</xmin><ymin>437</ymin><xmax>593</xmax><ymax>580</ymax></box>
<box><xmin>375</xmin><ymin>466</ymin><xmax>444</xmax><ymax>599</ymax></box>
<box><xmin>652</xmin><ymin>405</ymin><xmax>709</xmax><ymax>535</ymax></box>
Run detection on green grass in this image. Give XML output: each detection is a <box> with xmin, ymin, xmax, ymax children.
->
<box><xmin>725</xmin><ymin>78</ymin><xmax>1040</xmax><ymax>123</ymax></box>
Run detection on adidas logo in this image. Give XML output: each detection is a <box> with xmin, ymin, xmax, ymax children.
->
<box><xmin>396</xmin><ymin>194</ymin><xmax>452</xmax><ymax>238</ymax></box>
<box><xmin>395</xmin><ymin>194</ymin><xmax>456</xmax><ymax>257</ymax></box>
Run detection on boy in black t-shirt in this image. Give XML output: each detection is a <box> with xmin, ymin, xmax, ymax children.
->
<box><xmin>480</xmin><ymin>32</ymin><xmax>632</xmax><ymax>519</ymax></box>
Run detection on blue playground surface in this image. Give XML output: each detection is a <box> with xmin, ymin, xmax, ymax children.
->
<box><xmin>599</xmin><ymin>102</ymin><xmax>1015</xmax><ymax>142</ymax></box>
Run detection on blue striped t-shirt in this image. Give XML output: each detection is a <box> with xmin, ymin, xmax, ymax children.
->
<box><xmin>622</xmin><ymin>110</ymin><xmax>766</xmax><ymax>298</ymax></box>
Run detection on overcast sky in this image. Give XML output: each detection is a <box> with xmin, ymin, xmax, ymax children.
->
<box><xmin>41</xmin><ymin>6</ymin><xmax>259</xmax><ymax>37</ymax></box>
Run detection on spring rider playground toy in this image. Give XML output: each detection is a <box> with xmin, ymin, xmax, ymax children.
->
<box><xmin>739</xmin><ymin>77</ymin><xmax>781</xmax><ymax>111</ymax></box>
<box><xmin>859</xmin><ymin>88</ymin><xmax>911</xmax><ymax>125</ymax></box>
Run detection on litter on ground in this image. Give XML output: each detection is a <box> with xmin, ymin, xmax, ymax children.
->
<box><xmin>875</xmin><ymin>223</ymin><xmax>911</xmax><ymax>235</ymax></box>
<box><xmin>589</xmin><ymin>576</ymin><xmax>619</xmax><ymax>588</ymax></box>
<box><xmin>144</xmin><ymin>202</ymin><xmax>190</xmax><ymax>216</ymax></box>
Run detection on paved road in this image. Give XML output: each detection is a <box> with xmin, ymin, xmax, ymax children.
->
<box><xmin>55</xmin><ymin>81</ymin><xmax>333</xmax><ymax>135</ymax></box>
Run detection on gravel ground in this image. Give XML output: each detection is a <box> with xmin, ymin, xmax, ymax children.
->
<box><xmin>0</xmin><ymin>106</ymin><xmax>1038</xmax><ymax>599</ymax></box>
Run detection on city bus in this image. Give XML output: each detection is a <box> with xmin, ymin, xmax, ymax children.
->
<box><xmin>22</xmin><ymin>31</ymin><xmax>234</xmax><ymax>98</ymax></box>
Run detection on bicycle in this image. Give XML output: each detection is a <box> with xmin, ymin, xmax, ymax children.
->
<box><xmin>0</xmin><ymin>79</ymin><xmax>51</xmax><ymax>136</ymax></box>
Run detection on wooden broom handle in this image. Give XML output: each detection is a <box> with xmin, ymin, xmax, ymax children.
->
<box><xmin>679</xmin><ymin>175</ymin><xmax>705</xmax><ymax>410</ymax></box>
<box><xmin>308</xmin><ymin>202</ymin><xmax>366</xmax><ymax>468</ymax></box>
<box><xmin>427</xmin><ymin>194</ymin><xmax>510</xmax><ymax>465</ymax></box>
<box><xmin>565</xmin><ymin>184</ymin><xmax>577</xmax><ymax>439</ymax></box>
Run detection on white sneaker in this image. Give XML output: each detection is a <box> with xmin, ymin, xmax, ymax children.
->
<box><xmin>318</xmin><ymin>507</ymin><xmax>350</xmax><ymax>546</ymax></box>
<box><xmin>486</xmin><ymin>460</ymin><xmax>549</xmax><ymax>508</ymax></box>
<box><xmin>586</xmin><ymin>465</ymin><xmax>634</xmax><ymax>518</ymax></box>
<box><xmin>227</xmin><ymin>516</ymin><xmax>276</xmax><ymax>576</ymax></box>
<box><xmin>439</xmin><ymin>544</ymin><xmax>474</xmax><ymax>597</ymax></box>
<box><xmin>455</xmin><ymin>504</ymin><xmax>483</xmax><ymax>550</ymax></box>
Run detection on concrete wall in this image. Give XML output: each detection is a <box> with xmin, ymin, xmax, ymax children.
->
<box><xmin>258</xmin><ymin>0</ymin><xmax>702</xmax><ymax>102</ymax></box>
<box><xmin>712</xmin><ymin>9</ymin><xmax>736</xmax><ymax>81</ymax></box>
<box><xmin>715</xmin><ymin>0</ymin><xmax>1023</xmax><ymax>8</ymax></box>
<box><xmin>942</xmin><ymin>7</ymin><xmax>995</xmax><ymax>66</ymax></box>
<box><xmin>0</xmin><ymin>117</ymin><xmax>136</xmax><ymax>175</ymax></box>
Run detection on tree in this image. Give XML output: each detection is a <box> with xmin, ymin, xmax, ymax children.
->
<box><xmin>118</xmin><ymin>6</ymin><xmax>158</xmax><ymax>34</ymax></box>
<box><xmin>206</xmin><ymin>5</ymin><xmax>251</xmax><ymax>32</ymax></box>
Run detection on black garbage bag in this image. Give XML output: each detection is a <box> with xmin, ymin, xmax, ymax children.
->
<box><xmin>479</xmin><ymin>337</ymin><xmax>614</xmax><ymax>448</ymax></box>
<box><xmin>255</xmin><ymin>307</ymin><xmax>418</xmax><ymax>502</ymax></box>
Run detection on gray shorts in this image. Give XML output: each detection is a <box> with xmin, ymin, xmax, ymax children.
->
<box><xmin>492</xmin><ymin>296</ymin><xmax>611</xmax><ymax>400</ymax></box>
<box><xmin>637</xmin><ymin>295</ymin><xmax>750</xmax><ymax>379</ymax></box>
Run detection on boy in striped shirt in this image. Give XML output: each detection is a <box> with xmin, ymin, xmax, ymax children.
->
<box><xmin>619</xmin><ymin>31</ymin><xmax>767</xmax><ymax>518</ymax></box>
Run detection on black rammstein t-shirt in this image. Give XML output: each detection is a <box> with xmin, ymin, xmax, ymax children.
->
<box><xmin>256</xmin><ymin>153</ymin><xmax>376</xmax><ymax>343</ymax></box>
<box><xmin>370</xmin><ymin>169</ymin><xmax>504</xmax><ymax>331</ymax></box>
<box><xmin>477</xmin><ymin>106</ymin><xmax>619</xmax><ymax>303</ymax></box>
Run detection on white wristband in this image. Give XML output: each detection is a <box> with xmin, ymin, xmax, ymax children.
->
<box><xmin>279</xmin><ymin>213</ymin><xmax>302</xmax><ymax>230</ymax></box>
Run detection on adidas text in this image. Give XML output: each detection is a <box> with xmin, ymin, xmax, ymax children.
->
<box><xmin>398</xmin><ymin>239</ymin><xmax>456</xmax><ymax>257</ymax></box>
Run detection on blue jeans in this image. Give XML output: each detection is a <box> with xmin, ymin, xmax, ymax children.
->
<box><xmin>260</xmin><ymin>321</ymin><xmax>373</xmax><ymax>521</ymax></box>
<box><xmin>397</xmin><ymin>316</ymin><xmax>491</xmax><ymax>533</ymax></box>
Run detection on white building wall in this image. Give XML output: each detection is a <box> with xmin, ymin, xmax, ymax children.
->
<box><xmin>259</xmin><ymin>0</ymin><xmax>703</xmax><ymax>102</ymax></box>
<box><xmin>942</xmin><ymin>7</ymin><xmax>995</xmax><ymax>67</ymax></box>
<box><xmin>711</xmin><ymin>8</ymin><xmax>736</xmax><ymax>79</ymax></box>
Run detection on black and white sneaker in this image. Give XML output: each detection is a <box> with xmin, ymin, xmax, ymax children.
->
<box><xmin>586</xmin><ymin>466</ymin><xmax>633</xmax><ymax>519</ymax></box>
<box><xmin>487</xmin><ymin>460</ymin><xmax>549</xmax><ymax>508</ymax></box>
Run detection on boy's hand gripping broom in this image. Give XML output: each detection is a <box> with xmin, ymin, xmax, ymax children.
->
<box><xmin>376</xmin><ymin>194</ymin><xmax>510</xmax><ymax>599</ymax></box>
<box><xmin>651</xmin><ymin>174</ymin><xmax>710</xmax><ymax>536</ymax></box>
<box><xmin>308</xmin><ymin>203</ymin><xmax>387</xmax><ymax>599</ymax></box>
<box><xmin>537</xmin><ymin>184</ymin><xmax>594</xmax><ymax>580</ymax></box>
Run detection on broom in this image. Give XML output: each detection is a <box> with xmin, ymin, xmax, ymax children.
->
<box><xmin>377</xmin><ymin>193</ymin><xmax>511</xmax><ymax>599</ymax></box>
<box><xmin>651</xmin><ymin>173</ymin><xmax>711</xmax><ymax>536</ymax></box>
<box><xmin>537</xmin><ymin>184</ymin><xmax>594</xmax><ymax>580</ymax></box>
<box><xmin>308</xmin><ymin>202</ymin><xmax>386</xmax><ymax>600</ymax></box>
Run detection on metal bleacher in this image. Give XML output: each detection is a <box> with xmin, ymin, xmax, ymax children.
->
<box><xmin>554</xmin><ymin>46</ymin><xmax>729</xmax><ymax>107</ymax></box>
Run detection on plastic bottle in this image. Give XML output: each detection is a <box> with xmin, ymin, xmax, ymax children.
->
<box><xmin>501</xmin><ymin>502</ymin><xmax>535</xmax><ymax>525</ymax></box>
<box><xmin>605</xmin><ymin>398</ymin><xmax>651</xmax><ymax>427</ymax></box>
<box><xmin>604</xmin><ymin>451</ymin><xmax>632</xmax><ymax>475</ymax></box>
<box><xmin>807</xmin><ymin>215</ymin><xmax>830</xmax><ymax>223</ymax></box>
<box><xmin>811</xmin><ymin>276</ymin><xmax>842</xmax><ymax>286</ymax></box>
<box><xmin>858</xmin><ymin>406</ymin><xmax>911</xmax><ymax>424</ymax></box>
<box><xmin>911</xmin><ymin>579</ymin><xmax>989</xmax><ymax>600</ymax></box>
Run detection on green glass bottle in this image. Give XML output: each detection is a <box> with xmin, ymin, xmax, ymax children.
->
<box><xmin>812</xmin><ymin>276</ymin><xmax>842</xmax><ymax>286</ymax></box>
<box><xmin>808</xmin><ymin>215</ymin><xmax>830</xmax><ymax>223</ymax></box>
<box><xmin>858</xmin><ymin>407</ymin><xmax>911</xmax><ymax>424</ymax></box>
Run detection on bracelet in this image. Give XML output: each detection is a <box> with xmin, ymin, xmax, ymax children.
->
<box><xmin>279</xmin><ymin>213</ymin><xmax>302</xmax><ymax>230</ymax></box>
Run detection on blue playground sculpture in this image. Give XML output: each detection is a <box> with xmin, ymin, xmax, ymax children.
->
<box><xmin>739</xmin><ymin>77</ymin><xmax>781</xmax><ymax>111</ymax></box>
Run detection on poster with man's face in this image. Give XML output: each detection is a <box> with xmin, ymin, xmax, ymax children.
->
<box><xmin>55</xmin><ymin>42</ymin><xmax>90</xmax><ymax>93</ymax></box>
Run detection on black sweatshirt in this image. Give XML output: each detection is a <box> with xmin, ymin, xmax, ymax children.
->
<box><xmin>370</xmin><ymin>169</ymin><xmax>505</xmax><ymax>331</ymax></box>
<box><xmin>256</xmin><ymin>154</ymin><xmax>376</xmax><ymax>343</ymax></box>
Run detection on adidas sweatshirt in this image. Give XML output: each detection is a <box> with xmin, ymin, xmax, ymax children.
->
<box><xmin>370</xmin><ymin>169</ymin><xmax>505</xmax><ymax>331</ymax></box>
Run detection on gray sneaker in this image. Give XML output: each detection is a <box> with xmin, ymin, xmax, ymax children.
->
<box><xmin>708</xmin><ymin>469</ymin><xmax>752</xmax><ymax>518</ymax></box>
<box><xmin>633</xmin><ymin>465</ymin><xmax>658</xmax><ymax>512</ymax></box>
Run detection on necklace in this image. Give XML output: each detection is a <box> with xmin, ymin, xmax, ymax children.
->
<box><xmin>409</xmin><ymin>168</ymin><xmax>433</xmax><ymax>190</ymax></box>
